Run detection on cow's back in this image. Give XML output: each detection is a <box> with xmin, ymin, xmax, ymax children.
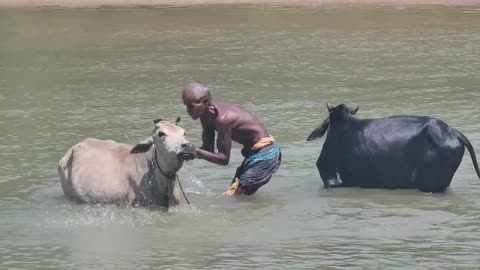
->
<box><xmin>337</xmin><ymin>116</ymin><xmax>432</xmax><ymax>161</ymax></box>
<box><xmin>58</xmin><ymin>138</ymin><xmax>136</xmax><ymax>203</ymax></box>
<box><xmin>335</xmin><ymin>116</ymin><xmax>464</xmax><ymax>189</ymax></box>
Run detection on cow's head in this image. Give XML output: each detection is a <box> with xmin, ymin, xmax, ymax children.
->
<box><xmin>327</xmin><ymin>103</ymin><xmax>359</xmax><ymax>120</ymax></box>
<box><xmin>131</xmin><ymin>118</ymin><xmax>196</xmax><ymax>174</ymax></box>
<box><xmin>306</xmin><ymin>103</ymin><xmax>359</xmax><ymax>141</ymax></box>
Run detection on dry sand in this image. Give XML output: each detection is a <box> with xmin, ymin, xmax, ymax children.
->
<box><xmin>1</xmin><ymin>0</ymin><xmax>480</xmax><ymax>8</ymax></box>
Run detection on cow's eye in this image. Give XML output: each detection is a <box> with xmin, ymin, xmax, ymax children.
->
<box><xmin>157</xmin><ymin>131</ymin><xmax>166</xmax><ymax>137</ymax></box>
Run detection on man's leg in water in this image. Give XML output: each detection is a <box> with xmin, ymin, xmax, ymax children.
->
<box><xmin>223</xmin><ymin>162</ymin><xmax>246</xmax><ymax>196</ymax></box>
<box><xmin>223</xmin><ymin>142</ymin><xmax>281</xmax><ymax>196</ymax></box>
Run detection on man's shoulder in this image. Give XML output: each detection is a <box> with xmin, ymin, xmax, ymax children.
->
<box><xmin>213</xmin><ymin>101</ymin><xmax>261</xmax><ymax>127</ymax></box>
<box><xmin>216</xmin><ymin>101</ymin><xmax>242</xmax><ymax>108</ymax></box>
<box><xmin>216</xmin><ymin>101</ymin><xmax>250</xmax><ymax>114</ymax></box>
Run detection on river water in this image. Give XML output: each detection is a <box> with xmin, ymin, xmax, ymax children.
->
<box><xmin>1</xmin><ymin>6</ymin><xmax>480</xmax><ymax>269</ymax></box>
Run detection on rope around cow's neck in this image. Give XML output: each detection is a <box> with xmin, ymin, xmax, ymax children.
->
<box><xmin>153</xmin><ymin>149</ymin><xmax>191</xmax><ymax>205</ymax></box>
<box><xmin>176</xmin><ymin>174</ymin><xmax>191</xmax><ymax>205</ymax></box>
<box><xmin>154</xmin><ymin>150</ymin><xmax>176</xmax><ymax>179</ymax></box>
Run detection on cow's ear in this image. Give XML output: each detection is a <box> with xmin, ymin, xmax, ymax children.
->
<box><xmin>350</xmin><ymin>105</ymin><xmax>359</xmax><ymax>115</ymax></box>
<box><xmin>131</xmin><ymin>137</ymin><xmax>153</xmax><ymax>153</ymax></box>
<box><xmin>153</xmin><ymin>118</ymin><xmax>162</xmax><ymax>124</ymax></box>
<box><xmin>307</xmin><ymin>117</ymin><xmax>330</xmax><ymax>141</ymax></box>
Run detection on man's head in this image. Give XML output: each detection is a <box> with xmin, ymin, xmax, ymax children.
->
<box><xmin>182</xmin><ymin>81</ymin><xmax>212</xmax><ymax>120</ymax></box>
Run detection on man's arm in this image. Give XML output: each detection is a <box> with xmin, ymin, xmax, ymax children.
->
<box><xmin>199</xmin><ymin>119</ymin><xmax>215</xmax><ymax>152</ymax></box>
<box><xmin>196</xmin><ymin>125</ymin><xmax>231</xmax><ymax>166</ymax></box>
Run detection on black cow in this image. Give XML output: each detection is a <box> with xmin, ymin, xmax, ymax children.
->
<box><xmin>307</xmin><ymin>104</ymin><xmax>480</xmax><ymax>193</ymax></box>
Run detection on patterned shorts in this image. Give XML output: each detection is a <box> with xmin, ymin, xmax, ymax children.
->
<box><xmin>234</xmin><ymin>141</ymin><xmax>282</xmax><ymax>195</ymax></box>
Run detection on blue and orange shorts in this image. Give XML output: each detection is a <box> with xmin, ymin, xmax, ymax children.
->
<box><xmin>233</xmin><ymin>141</ymin><xmax>282</xmax><ymax>195</ymax></box>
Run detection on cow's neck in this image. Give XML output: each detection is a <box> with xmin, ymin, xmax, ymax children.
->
<box><xmin>131</xmin><ymin>147</ymin><xmax>177</xmax><ymax>207</ymax></box>
<box><xmin>151</xmin><ymin>151</ymin><xmax>177</xmax><ymax>207</ymax></box>
<box><xmin>329</xmin><ymin>116</ymin><xmax>354</xmax><ymax>136</ymax></box>
<box><xmin>154</xmin><ymin>149</ymin><xmax>176</xmax><ymax>180</ymax></box>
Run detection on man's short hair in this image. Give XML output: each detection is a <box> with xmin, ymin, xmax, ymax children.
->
<box><xmin>184</xmin><ymin>81</ymin><xmax>212</xmax><ymax>103</ymax></box>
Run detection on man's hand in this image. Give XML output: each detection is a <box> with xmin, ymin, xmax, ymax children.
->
<box><xmin>195</xmin><ymin>148</ymin><xmax>229</xmax><ymax>165</ymax></box>
<box><xmin>196</xmin><ymin>149</ymin><xmax>206</xmax><ymax>159</ymax></box>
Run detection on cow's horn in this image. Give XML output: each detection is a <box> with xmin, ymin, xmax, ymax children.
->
<box><xmin>327</xmin><ymin>103</ymin><xmax>333</xmax><ymax>111</ymax></box>
<box><xmin>175</xmin><ymin>117</ymin><xmax>181</xmax><ymax>124</ymax></box>
<box><xmin>351</xmin><ymin>105</ymin><xmax>360</xmax><ymax>115</ymax></box>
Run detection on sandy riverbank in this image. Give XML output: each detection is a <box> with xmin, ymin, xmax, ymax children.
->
<box><xmin>1</xmin><ymin>0</ymin><xmax>480</xmax><ymax>8</ymax></box>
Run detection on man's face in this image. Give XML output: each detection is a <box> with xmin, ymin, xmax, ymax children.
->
<box><xmin>182</xmin><ymin>94</ymin><xmax>206</xmax><ymax>120</ymax></box>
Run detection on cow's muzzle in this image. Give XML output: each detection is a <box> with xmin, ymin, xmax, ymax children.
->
<box><xmin>177</xmin><ymin>143</ymin><xmax>196</xmax><ymax>161</ymax></box>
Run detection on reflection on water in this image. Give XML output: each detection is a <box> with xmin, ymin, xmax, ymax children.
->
<box><xmin>1</xmin><ymin>6</ymin><xmax>480</xmax><ymax>269</ymax></box>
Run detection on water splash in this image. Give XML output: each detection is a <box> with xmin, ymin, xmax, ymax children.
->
<box><xmin>179</xmin><ymin>164</ymin><xmax>214</xmax><ymax>196</ymax></box>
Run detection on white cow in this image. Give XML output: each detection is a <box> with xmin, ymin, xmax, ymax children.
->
<box><xmin>58</xmin><ymin>119</ymin><xmax>196</xmax><ymax>209</ymax></box>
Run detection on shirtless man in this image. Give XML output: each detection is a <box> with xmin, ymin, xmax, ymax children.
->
<box><xmin>182</xmin><ymin>81</ymin><xmax>281</xmax><ymax>195</ymax></box>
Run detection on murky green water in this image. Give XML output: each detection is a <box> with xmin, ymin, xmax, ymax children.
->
<box><xmin>1</xmin><ymin>6</ymin><xmax>480</xmax><ymax>269</ymax></box>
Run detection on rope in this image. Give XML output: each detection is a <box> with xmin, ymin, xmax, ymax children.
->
<box><xmin>176</xmin><ymin>174</ymin><xmax>191</xmax><ymax>205</ymax></box>
<box><xmin>153</xmin><ymin>149</ymin><xmax>191</xmax><ymax>205</ymax></box>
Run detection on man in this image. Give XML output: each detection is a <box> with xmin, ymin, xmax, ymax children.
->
<box><xmin>182</xmin><ymin>81</ymin><xmax>281</xmax><ymax>196</ymax></box>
